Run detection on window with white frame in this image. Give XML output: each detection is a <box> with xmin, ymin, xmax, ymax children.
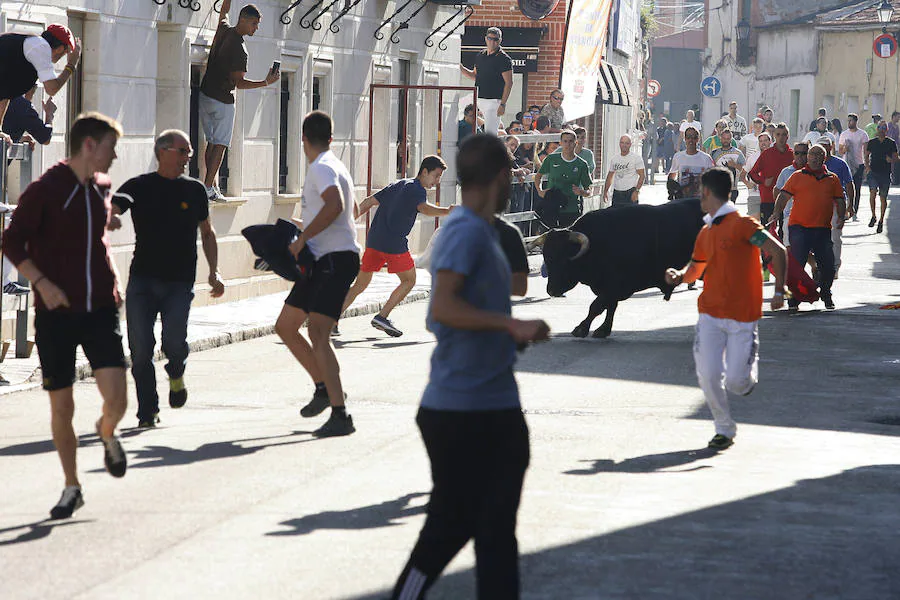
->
<box><xmin>312</xmin><ymin>59</ymin><xmax>333</xmax><ymax>114</ymax></box>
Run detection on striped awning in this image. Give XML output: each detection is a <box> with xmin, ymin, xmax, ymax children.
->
<box><xmin>598</xmin><ymin>61</ymin><xmax>632</xmax><ymax>107</ymax></box>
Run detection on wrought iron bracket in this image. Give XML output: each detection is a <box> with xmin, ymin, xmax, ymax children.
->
<box><xmin>424</xmin><ymin>3</ymin><xmax>462</xmax><ymax>47</ymax></box>
<box><xmin>329</xmin><ymin>0</ymin><xmax>365</xmax><ymax>33</ymax></box>
<box><xmin>437</xmin><ymin>4</ymin><xmax>472</xmax><ymax>51</ymax></box>
<box><xmin>307</xmin><ymin>0</ymin><xmax>346</xmax><ymax>30</ymax></box>
<box><xmin>153</xmin><ymin>0</ymin><xmax>166</xmax><ymax>5</ymax></box>
<box><xmin>214</xmin><ymin>0</ymin><xmax>223</xmax><ymax>11</ymax></box>
<box><xmin>389</xmin><ymin>0</ymin><xmax>428</xmax><ymax>43</ymax></box>
<box><xmin>374</xmin><ymin>0</ymin><xmax>415</xmax><ymax>40</ymax></box>
<box><xmin>298</xmin><ymin>0</ymin><xmax>328</xmax><ymax>28</ymax></box>
<box><xmin>178</xmin><ymin>0</ymin><xmax>201</xmax><ymax>11</ymax></box>
<box><xmin>280</xmin><ymin>0</ymin><xmax>306</xmax><ymax>25</ymax></box>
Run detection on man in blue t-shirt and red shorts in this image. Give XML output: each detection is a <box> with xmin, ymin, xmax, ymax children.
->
<box><xmin>342</xmin><ymin>155</ymin><xmax>451</xmax><ymax>337</ymax></box>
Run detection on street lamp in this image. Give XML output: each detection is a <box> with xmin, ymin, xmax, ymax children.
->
<box><xmin>736</xmin><ymin>18</ymin><xmax>751</xmax><ymax>42</ymax></box>
<box><xmin>877</xmin><ymin>0</ymin><xmax>894</xmax><ymax>33</ymax></box>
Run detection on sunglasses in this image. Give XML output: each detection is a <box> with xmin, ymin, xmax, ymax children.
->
<box><xmin>794</xmin><ymin>151</ymin><xmax>808</xmax><ymax>155</ymax></box>
<box><xmin>552</xmin><ymin>95</ymin><xmax>563</xmax><ymax>101</ymax></box>
<box><xmin>509</xmin><ymin>128</ymin><xmax>523</xmax><ymax>132</ymax></box>
<box><xmin>165</xmin><ymin>147</ymin><xmax>193</xmax><ymax>157</ymax></box>
<box><xmin>486</xmin><ymin>36</ymin><xmax>500</xmax><ymax>41</ymax></box>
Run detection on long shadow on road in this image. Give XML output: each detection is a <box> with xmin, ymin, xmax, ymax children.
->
<box><xmin>267</xmin><ymin>492</ymin><xmax>428</xmax><ymax>537</ymax></box>
<box><xmin>349</xmin><ymin>464</ymin><xmax>900</xmax><ymax>599</ymax></box>
<box><xmin>0</xmin><ymin>518</ymin><xmax>94</xmax><ymax>546</ymax></box>
<box><xmin>565</xmin><ymin>447</ymin><xmax>719</xmax><ymax>475</ymax></box>
<box><xmin>516</xmin><ymin>302</ymin><xmax>900</xmax><ymax>439</ymax></box>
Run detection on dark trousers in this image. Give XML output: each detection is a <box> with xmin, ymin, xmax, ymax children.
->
<box><xmin>126</xmin><ymin>274</ymin><xmax>195</xmax><ymax>421</ymax></box>
<box><xmin>392</xmin><ymin>407</ymin><xmax>530</xmax><ymax>600</ymax></box>
<box><xmin>611</xmin><ymin>187</ymin><xmax>636</xmax><ymax>208</ymax></box>
<box><xmin>852</xmin><ymin>164</ymin><xmax>865</xmax><ymax>214</ymax></box>
<box><xmin>789</xmin><ymin>225</ymin><xmax>835</xmax><ymax>297</ymax></box>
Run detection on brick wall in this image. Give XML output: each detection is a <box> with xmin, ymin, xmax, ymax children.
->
<box><xmin>469</xmin><ymin>0</ymin><xmax>569</xmax><ymax>108</ymax></box>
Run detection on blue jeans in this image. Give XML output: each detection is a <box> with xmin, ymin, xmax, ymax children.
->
<box><xmin>788</xmin><ymin>225</ymin><xmax>834</xmax><ymax>298</ymax></box>
<box><xmin>126</xmin><ymin>275</ymin><xmax>195</xmax><ymax>421</ymax></box>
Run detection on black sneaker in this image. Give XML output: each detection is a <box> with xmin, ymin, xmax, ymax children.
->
<box><xmin>300</xmin><ymin>389</ymin><xmax>347</xmax><ymax>418</ymax></box>
<box><xmin>877</xmin><ymin>220</ymin><xmax>884</xmax><ymax>234</ymax></box>
<box><xmin>313</xmin><ymin>412</ymin><xmax>356</xmax><ymax>438</ymax></box>
<box><xmin>707</xmin><ymin>434</ymin><xmax>734</xmax><ymax>450</ymax></box>
<box><xmin>869</xmin><ymin>216</ymin><xmax>877</xmax><ymax>228</ymax></box>
<box><xmin>823</xmin><ymin>295</ymin><xmax>835</xmax><ymax>310</ymax></box>
<box><xmin>331</xmin><ymin>323</ymin><xmax>340</xmax><ymax>336</ymax></box>
<box><xmin>372</xmin><ymin>315</ymin><xmax>403</xmax><ymax>337</ymax></box>
<box><xmin>169</xmin><ymin>387</ymin><xmax>187</xmax><ymax>409</ymax></box>
<box><xmin>50</xmin><ymin>486</ymin><xmax>84</xmax><ymax>519</ymax></box>
<box><xmin>96</xmin><ymin>420</ymin><xmax>127</xmax><ymax>478</ymax></box>
<box><xmin>137</xmin><ymin>413</ymin><xmax>160</xmax><ymax>429</ymax></box>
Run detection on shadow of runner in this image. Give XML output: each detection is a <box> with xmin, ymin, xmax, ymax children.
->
<box><xmin>0</xmin><ymin>518</ymin><xmax>94</xmax><ymax>546</ymax></box>
<box><xmin>266</xmin><ymin>492</ymin><xmax>428</xmax><ymax>537</ymax></box>
<box><xmin>86</xmin><ymin>430</ymin><xmax>317</xmax><ymax>471</ymax></box>
<box><xmin>565</xmin><ymin>447</ymin><xmax>719</xmax><ymax>475</ymax></box>
<box><xmin>349</xmin><ymin>465</ymin><xmax>900</xmax><ymax>599</ymax></box>
<box><xmin>0</xmin><ymin>426</ymin><xmax>154</xmax><ymax>457</ymax></box>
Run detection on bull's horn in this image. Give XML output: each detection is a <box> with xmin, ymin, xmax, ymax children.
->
<box><xmin>526</xmin><ymin>232</ymin><xmax>549</xmax><ymax>251</ymax></box>
<box><xmin>568</xmin><ymin>231</ymin><xmax>590</xmax><ymax>260</ymax></box>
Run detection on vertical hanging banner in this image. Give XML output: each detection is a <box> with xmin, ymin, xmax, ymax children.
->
<box><xmin>560</xmin><ymin>0</ymin><xmax>614</xmax><ymax>121</ymax></box>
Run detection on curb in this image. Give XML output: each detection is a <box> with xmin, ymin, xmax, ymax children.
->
<box><xmin>4</xmin><ymin>290</ymin><xmax>431</xmax><ymax>395</ymax></box>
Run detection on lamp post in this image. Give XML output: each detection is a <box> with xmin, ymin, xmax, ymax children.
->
<box><xmin>878</xmin><ymin>0</ymin><xmax>893</xmax><ymax>33</ymax></box>
<box><xmin>736</xmin><ymin>18</ymin><xmax>751</xmax><ymax>64</ymax></box>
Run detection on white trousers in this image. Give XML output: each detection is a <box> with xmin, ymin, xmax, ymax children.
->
<box><xmin>478</xmin><ymin>98</ymin><xmax>502</xmax><ymax>137</ymax></box>
<box><xmin>693</xmin><ymin>313</ymin><xmax>759</xmax><ymax>439</ymax></box>
<box><xmin>831</xmin><ymin>208</ymin><xmax>843</xmax><ymax>269</ymax></box>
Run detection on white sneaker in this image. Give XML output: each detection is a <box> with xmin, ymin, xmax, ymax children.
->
<box><xmin>206</xmin><ymin>186</ymin><xmax>226</xmax><ymax>202</ymax></box>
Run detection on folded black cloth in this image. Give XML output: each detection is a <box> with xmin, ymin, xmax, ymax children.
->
<box><xmin>241</xmin><ymin>219</ymin><xmax>316</xmax><ymax>282</ymax></box>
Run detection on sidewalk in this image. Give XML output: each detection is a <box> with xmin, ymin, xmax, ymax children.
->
<box><xmin>0</xmin><ymin>269</ymin><xmax>432</xmax><ymax>395</ymax></box>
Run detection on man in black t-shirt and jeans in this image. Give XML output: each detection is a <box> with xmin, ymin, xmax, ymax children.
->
<box><xmin>864</xmin><ymin>119</ymin><xmax>897</xmax><ymax>233</ymax></box>
<box><xmin>112</xmin><ymin>130</ymin><xmax>225</xmax><ymax>428</ymax></box>
<box><xmin>460</xmin><ymin>26</ymin><xmax>512</xmax><ymax>137</ymax></box>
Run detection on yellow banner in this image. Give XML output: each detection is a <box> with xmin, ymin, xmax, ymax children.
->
<box><xmin>561</xmin><ymin>0</ymin><xmax>614</xmax><ymax>120</ymax></box>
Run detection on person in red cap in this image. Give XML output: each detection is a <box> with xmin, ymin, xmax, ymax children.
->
<box><xmin>0</xmin><ymin>24</ymin><xmax>81</xmax><ymax>143</ymax></box>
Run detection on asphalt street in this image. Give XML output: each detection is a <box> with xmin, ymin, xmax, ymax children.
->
<box><xmin>1</xmin><ymin>181</ymin><xmax>899</xmax><ymax>599</ymax></box>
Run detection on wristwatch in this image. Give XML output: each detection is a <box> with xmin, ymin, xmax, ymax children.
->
<box><xmin>500</xmin><ymin>102</ymin><xmax>506</xmax><ymax>106</ymax></box>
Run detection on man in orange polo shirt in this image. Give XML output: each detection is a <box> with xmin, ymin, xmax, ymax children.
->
<box><xmin>665</xmin><ymin>168</ymin><xmax>787</xmax><ymax>450</ymax></box>
<box><xmin>771</xmin><ymin>144</ymin><xmax>846</xmax><ymax>310</ymax></box>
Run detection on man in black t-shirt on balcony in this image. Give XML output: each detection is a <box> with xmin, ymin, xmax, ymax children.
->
<box><xmin>460</xmin><ymin>26</ymin><xmax>512</xmax><ymax>138</ymax></box>
<box><xmin>112</xmin><ymin>130</ymin><xmax>225</xmax><ymax>428</ymax></box>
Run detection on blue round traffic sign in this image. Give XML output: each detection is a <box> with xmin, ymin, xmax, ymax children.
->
<box><xmin>874</xmin><ymin>33</ymin><xmax>897</xmax><ymax>59</ymax></box>
<box><xmin>701</xmin><ymin>76</ymin><xmax>721</xmax><ymax>98</ymax></box>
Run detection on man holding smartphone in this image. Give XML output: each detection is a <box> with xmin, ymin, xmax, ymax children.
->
<box><xmin>199</xmin><ymin>1</ymin><xmax>279</xmax><ymax>201</ymax></box>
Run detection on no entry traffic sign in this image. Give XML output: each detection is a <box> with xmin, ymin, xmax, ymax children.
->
<box><xmin>874</xmin><ymin>33</ymin><xmax>897</xmax><ymax>58</ymax></box>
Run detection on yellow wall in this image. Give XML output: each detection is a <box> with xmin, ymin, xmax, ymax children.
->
<box><xmin>817</xmin><ymin>29</ymin><xmax>900</xmax><ymax>126</ymax></box>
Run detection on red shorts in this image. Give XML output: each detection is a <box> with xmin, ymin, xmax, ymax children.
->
<box><xmin>360</xmin><ymin>248</ymin><xmax>415</xmax><ymax>273</ymax></box>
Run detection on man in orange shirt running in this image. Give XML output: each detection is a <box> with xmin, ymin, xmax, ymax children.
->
<box><xmin>665</xmin><ymin>168</ymin><xmax>787</xmax><ymax>450</ymax></box>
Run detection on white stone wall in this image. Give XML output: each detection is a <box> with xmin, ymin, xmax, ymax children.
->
<box><xmin>1</xmin><ymin>0</ymin><xmax>464</xmax><ymax>305</ymax></box>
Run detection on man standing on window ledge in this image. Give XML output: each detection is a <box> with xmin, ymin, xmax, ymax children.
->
<box><xmin>111</xmin><ymin>130</ymin><xmax>225</xmax><ymax>429</ymax></box>
<box><xmin>460</xmin><ymin>26</ymin><xmax>512</xmax><ymax>137</ymax></box>
<box><xmin>0</xmin><ymin>24</ymin><xmax>80</xmax><ymax>144</ymax></box>
<box><xmin>199</xmin><ymin>1</ymin><xmax>279</xmax><ymax>202</ymax></box>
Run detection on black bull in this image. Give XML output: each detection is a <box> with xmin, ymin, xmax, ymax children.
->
<box><xmin>532</xmin><ymin>199</ymin><xmax>704</xmax><ymax>338</ymax></box>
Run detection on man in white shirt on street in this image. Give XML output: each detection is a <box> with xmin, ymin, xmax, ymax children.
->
<box><xmin>277</xmin><ymin>111</ymin><xmax>361</xmax><ymax>438</ymax></box>
<box><xmin>725</xmin><ymin>101</ymin><xmax>748</xmax><ymax>140</ymax></box>
<box><xmin>601</xmin><ymin>135</ymin><xmax>645</xmax><ymax>207</ymax></box>
<box><xmin>838</xmin><ymin>112</ymin><xmax>869</xmax><ymax>221</ymax></box>
<box><xmin>679</xmin><ymin>109</ymin><xmax>703</xmax><ymax>151</ymax></box>
<box><xmin>669</xmin><ymin>126</ymin><xmax>715</xmax><ymax>199</ymax></box>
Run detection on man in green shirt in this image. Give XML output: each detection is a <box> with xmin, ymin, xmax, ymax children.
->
<box><xmin>536</xmin><ymin>129</ymin><xmax>593</xmax><ymax>227</ymax></box>
<box><xmin>865</xmin><ymin>113</ymin><xmax>881</xmax><ymax>140</ymax></box>
<box><xmin>550</xmin><ymin>125</ymin><xmax>596</xmax><ymax>174</ymax></box>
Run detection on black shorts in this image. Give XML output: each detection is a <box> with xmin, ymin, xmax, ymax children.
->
<box><xmin>868</xmin><ymin>171</ymin><xmax>891</xmax><ymax>196</ymax></box>
<box><xmin>285</xmin><ymin>250</ymin><xmax>360</xmax><ymax>321</ymax></box>
<box><xmin>35</xmin><ymin>307</ymin><xmax>127</xmax><ymax>391</ymax></box>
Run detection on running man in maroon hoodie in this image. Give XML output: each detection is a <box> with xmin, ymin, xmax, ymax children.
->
<box><xmin>3</xmin><ymin>112</ymin><xmax>129</xmax><ymax>519</ymax></box>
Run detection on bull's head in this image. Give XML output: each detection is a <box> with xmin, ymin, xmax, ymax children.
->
<box><xmin>530</xmin><ymin>229</ymin><xmax>590</xmax><ymax>297</ymax></box>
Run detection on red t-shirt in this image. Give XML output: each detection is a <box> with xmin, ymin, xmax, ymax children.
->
<box><xmin>749</xmin><ymin>146</ymin><xmax>794</xmax><ymax>205</ymax></box>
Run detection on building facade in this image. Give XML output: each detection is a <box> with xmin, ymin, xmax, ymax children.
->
<box><xmin>1</xmin><ymin>0</ymin><xmax>465</xmax><ymax>306</ymax></box>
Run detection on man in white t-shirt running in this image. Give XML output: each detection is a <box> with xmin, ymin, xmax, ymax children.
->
<box><xmin>277</xmin><ymin>111</ymin><xmax>361</xmax><ymax>438</ymax></box>
<box><xmin>669</xmin><ymin>126</ymin><xmax>715</xmax><ymax>199</ymax></box>
<box><xmin>601</xmin><ymin>135</ymin><xmax>645</xmax><ymax>207</ymax></box>
<box><xmin>839</xmin><ymin>112</ymin><xmax>869</xmax><ymax>221</ymax></box>
<box><xmin>678</xmin><ymin>109</ymin><xmax>702</xmax><ymax>151</ymax></box>
<box><xmin>725</xmin><ymin>101</ymin><xmax>748</xmax><ymax>140</ymax></box>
